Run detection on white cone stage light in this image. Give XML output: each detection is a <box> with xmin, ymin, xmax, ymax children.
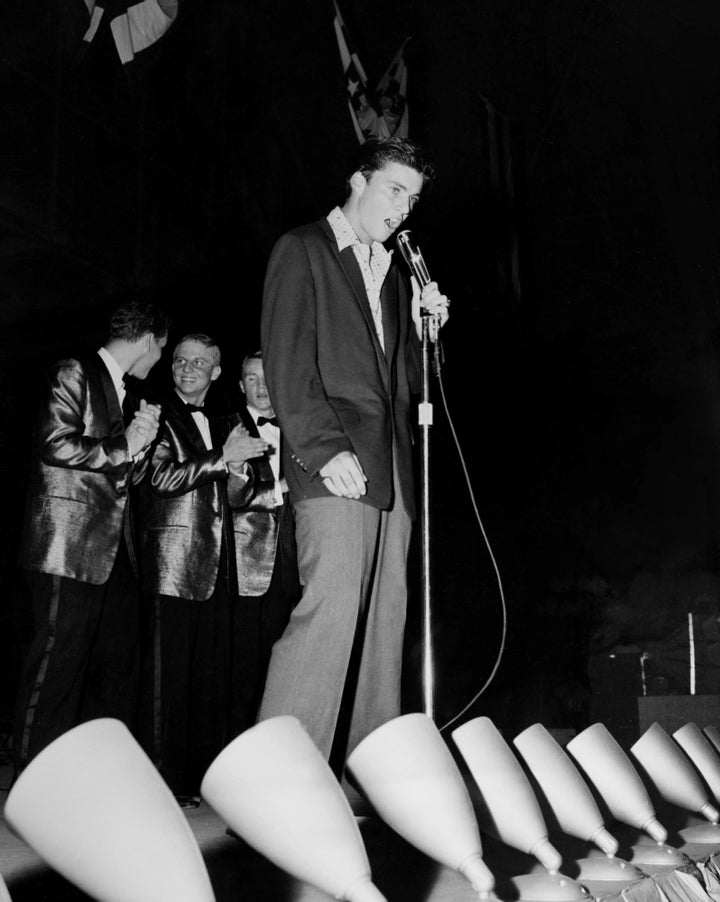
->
<box><xmin>630</xmin><ymin>722</ymin><xmax>720</xmax><ymax>823</ymax></box>
<box><xmin>675</xmin><ymin>723</ymin><xmax>720</xmax><ymax>804</ymax></box>
<box><xmin>452</xmin><ymin>718</ymin><xmax>609</xmax><ymax>899</ymax></box>
<box><xmin>513</xmin><ymin>724</ymin><xmax>619</xmax><ymax>857</ymax></box>
<box><xmin>0</xmin><ymin>874</ymin><xmax>11</xmax><ymax>902</ymax></box>
<box><xmin>642</xmin><ymin>721</ymin><xmax>720</xmax><ymax>846</ymax></box>
<box><xmin>346</xmin><ymin>713</ymin><xmax>495</xmax><ymax>896</ymax></box>
<box><xmin>200</xmin><ymin>716</ymin><xmax>386</xmax><ymax>902</ymax></box>
<box><xmin>4</xmin><ymin>719</ymin><xmax>215</xmax><ymax>902</ymax></box>
<box><xmin>564</xmin><ymin>725</ymin><xmax>688</xmax><ymax>871</ymax></box>
<box><xmin>451</xmin><ymin>717</ymin><xmax>563</xmax><ymax>873</ymax></box>
<box><xmin>510</xmin><ymin>724</ymin><xmax>652</xmax><ymax>887</ymax></box>
<box><xmin>566</xmin><ymin>723</ymin><xmax>668</xmax><ymax>843</ymax></box>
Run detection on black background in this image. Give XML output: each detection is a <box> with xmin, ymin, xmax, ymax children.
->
<box><xmin>3</xmin><ymin>0</ymin><xmax>720</xmax><ymax>740</ymax></box>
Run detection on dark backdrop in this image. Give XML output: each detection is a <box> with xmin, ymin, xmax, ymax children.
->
<box><xmin>3</xmin><ymin>0</ymin><xmax>720</xmax><ymax>739</ymax></box>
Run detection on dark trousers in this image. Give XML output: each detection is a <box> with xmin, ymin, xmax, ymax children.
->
<box><xmin>14</xmin><ymin>540</ymin><xmax>142</xmax><ymax>770</ymax></box>
<box><xmin>143</xmin><ymin>565</ymin><xmax>234</xmax><ymax>797</ymax></box>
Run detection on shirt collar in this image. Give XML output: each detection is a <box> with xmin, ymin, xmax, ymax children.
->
<box><xmin>327</xmin><ymin>206</ymin><xmax>393</xmax><ymax>264</ymax></box>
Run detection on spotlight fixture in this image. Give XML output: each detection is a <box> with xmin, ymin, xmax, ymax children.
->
<box><xmin>201</xmin><ymin>716</ymin><xmax>386</xmax><ymax>902</ymax></box>
<box><xmin>347</xmin><ymin>713</ymin><xmax>495</xmax><ymax>897</ymax></box>
<box><xmin>5</xmin><ymin>719</ymin><xmax>215</xmax><ymax>902</ymax></box>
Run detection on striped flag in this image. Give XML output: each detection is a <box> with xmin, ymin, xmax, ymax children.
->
<box><xmin>375</xmin><ymin>39</ymin><xmax>409</xmax><ymax>139</ymax></box>
<box><xmin>83</xmin><ymin>0</ymin><xmax>178</xmax><ymax>66</ymax></box>
<box><xmin>332</xmin><ymin>0</ymin><xmax>409</xmax><ymax>143</ymax></box>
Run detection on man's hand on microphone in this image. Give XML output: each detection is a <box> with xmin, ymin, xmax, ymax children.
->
<box><xmin>411</xmin><ymin>277</ymin><xmax>450</xmax><ymax>340</ymax></box>
<box><xmin>319</xmin><ymin>450</ymin><xmax>367</xmax><ymax>499</ymax></box>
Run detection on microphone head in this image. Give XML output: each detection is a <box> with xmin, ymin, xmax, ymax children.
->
<box><xmin>395</xmin><ymin>230</ymin><xmax>415</xmax><ymax>263</ymax></box>
<box><xmin>395</xmin><ymin>230</ymin><xmax>430</xmax><ymax>286</ymax></box>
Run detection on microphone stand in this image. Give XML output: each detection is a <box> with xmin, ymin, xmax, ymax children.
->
<box><xmin>418</xmin><ymin>314</ymin><xmax>438</xmax><ymax>720</ymax></box>
<box><xmin>396</xmin><ymin>230</ymin><xmax>441</xmax><ymax>720</ymax></box>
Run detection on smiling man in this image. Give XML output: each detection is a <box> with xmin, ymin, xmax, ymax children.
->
<box><xmin>137</xmin><ymin>333</ymin><xmax>268</xmax><ymax>803</ymax></box>
<box><xmin>258</xmin><ymin>136</ymin><xmax>450</xmax><ymax>799</ymax></box>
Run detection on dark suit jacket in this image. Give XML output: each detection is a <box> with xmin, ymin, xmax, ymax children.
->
<box><xmin>261</xmin><ymin>217</ymin><xmax>420</xmax><ymax>516</ymax></box>
<box><xmin>20</xmin><ymin>353</ymin><xmax>140</xmax><ymax>585</ymax></box>
<box><xmin>222</xmin><ymin>405</ymin><xmax>297</xmax><ymax>597</ymax></box>
<box><xmin>138</xmin><ymin>392</ymin><xmax>253</xmax><ymax>601</ymax></box>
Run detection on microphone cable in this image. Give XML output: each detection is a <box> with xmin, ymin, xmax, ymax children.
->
<box><xmin>396</xmin><ymin>228</ymin><xmax>508</xmax><ymax>730</ymax></box>
<box><xmin>431</xmin><ymin>341</ymin><xmax>509</xmax><ymax>734</ymax></box>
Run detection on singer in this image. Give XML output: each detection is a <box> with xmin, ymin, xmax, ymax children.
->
<box><xmin>258</xmin><ymin>136</ymin><xmax>450</xmax><ymax>804</ymax></box>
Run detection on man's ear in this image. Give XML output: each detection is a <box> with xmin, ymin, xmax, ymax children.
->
<box><xmin>350</xmin><ymin>171</ymin><xmax>366</xmax><ymax>195</ymax></box>
<box><xmin>239</xmin><ymin>379</ymin><xmax>246</xmax><ymax>396</ymax></box>
<box><xmin>210</xmin><ymin>365</ymin><xmax>221</xmax><ymax>383</ymax></box>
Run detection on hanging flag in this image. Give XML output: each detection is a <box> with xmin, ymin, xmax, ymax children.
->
<box><xmin>83</xmin><ymin>0</ymin><xmax>103</xmax><ymax>45</ymax></box>
<box><xmin>374</xmin><ymin>38</ymin><xmax>410</xmax><ymax>139</ymax></box>
<box><xmin>82</xmin><ymin>0</ymin><xmax>178</xmax><ymax>66</ymax></box>
<box><xmin>332</xmin><ymin>0</ymin><xmax>409</xmax><ymax>143</ymax></box>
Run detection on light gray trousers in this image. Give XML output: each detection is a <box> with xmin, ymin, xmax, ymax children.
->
<box><xmin>257</xmin><ymin>493</ymin><xmax>411</xmax><ymax>762</ymax></box>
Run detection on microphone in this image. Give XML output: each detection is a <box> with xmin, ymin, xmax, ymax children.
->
<box><xmin>397</xmin><ymin>231</ymin><xmax>444</xmax><ymax>372</ymax></box>
<box><xmin>396</xmin><ymin>230</ymin><xmax>431</xmax><ymax>288</ymax></box>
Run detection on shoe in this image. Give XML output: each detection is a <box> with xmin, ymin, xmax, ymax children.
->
<box><xmin>175</xmin><ymin>794</ymin><xmax>201</xmax><ymax>809</ymax></box>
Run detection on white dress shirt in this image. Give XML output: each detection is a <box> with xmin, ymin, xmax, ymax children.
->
<box><xmin>175</xmin><ymin>391</ymin><xmax>213</xmax><ymax>450</ymax></box>
<box><xmin>191</xmin><ymin>410</ymin><xmax>213</xmax><ymax>451</ymax></box>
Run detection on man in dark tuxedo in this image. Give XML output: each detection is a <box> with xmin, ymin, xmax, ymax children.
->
<box><xmin>226</xmin><ymin>351</ymin><xmax>300</xmax><ymax>735</ymax></box>
<box><xmin>15</xmin><ymin>300</ymin><xmax>169</xmax><ymax>770</ymax></box>
<box><xmin>258</xmin><ymin>137</ymin><xmax>450</xmax><ymax>785</ymax></box>
<box><xmin>138</xmin><ymin>333</ymin><xmax>268</xmax><ymax>801</ymax></box>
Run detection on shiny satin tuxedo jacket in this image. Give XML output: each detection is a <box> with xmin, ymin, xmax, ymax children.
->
<box><xmin>221</xmin><ymin>405</ymin><xmax>293</xmax><ymax>597</ymax></box>
<box><xmin>138</xmin><ymin>391</ymin><xmax>253</xmax><ymax>601</ymax></box>
<box><xmin>20</xmin><ymin>354</ymin><xmax>143</xmax><ymax>584</ymax></box>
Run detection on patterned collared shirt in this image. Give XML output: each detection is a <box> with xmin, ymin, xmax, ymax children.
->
<box><xmin>327</xmin><ymin>206</ymin><xmax>392</xmax><ymax>351</ymax></box>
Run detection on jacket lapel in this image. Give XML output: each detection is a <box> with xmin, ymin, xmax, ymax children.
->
<box><xmin>381</xmin><ymin>267</ymin><xmax>400</xmax><ymax>363</ymax></box>
<box><xmin>91</xmin><ymin>353</ymin><xmax>125</xmax><ymax>437</ymax></box>
<box><xmin>318</xmin><ymin>219</ymin><xmax>391</xmax><ymax>385</ymax></box>
<box><xmin>239</xmin><ymin>405</ymin><xmax>276</xmax><ymax>484</ymax></box>
<box><xmin>170</xmin><ymin>392</ymin><xmax>210</xmax><ymax>452</ymax></box>
<box><xmin>209</xmin><ymin>415</ymin><xmax>224</xmax><ymax>450</ymax></box>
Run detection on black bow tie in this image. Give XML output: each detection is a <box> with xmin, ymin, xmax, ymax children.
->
<box><xmin>257</xmin><ymin>416</ymin><xmax>278</xmax><ymax>427</ymax></box>
<box><xmin>185</xmin><ymin>404</ymin><xmax>205</xmax><ymax>414</ymax></box>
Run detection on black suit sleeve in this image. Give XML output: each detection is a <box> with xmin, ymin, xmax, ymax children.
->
<box><xmin>261</xmin><ymin>232</ymin><xmax>354</xmax><ymax>478</ymax></box>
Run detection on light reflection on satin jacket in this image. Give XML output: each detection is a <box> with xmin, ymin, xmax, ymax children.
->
<box><xmin>20</xmin><ymin>354</ymin><xmax>144</xmax><ymax>584</ymax></box>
